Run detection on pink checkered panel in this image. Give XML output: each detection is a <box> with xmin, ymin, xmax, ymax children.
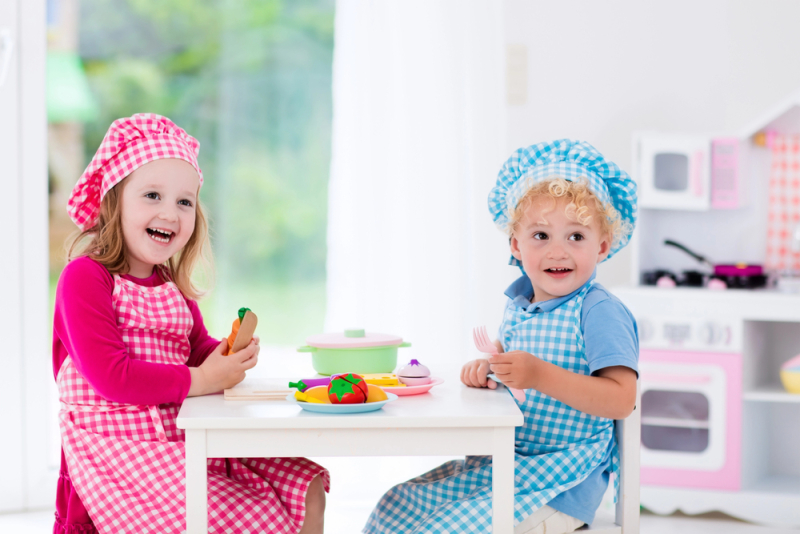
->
<box><xmin>58</xmin><ymin>277</ymin><xmax>329</xmax><ymax>533</ymax></box>
<box><xmin>113</xmin><ymin>276</ymin><xmax>194</xmax><ymax>367</ymax></box>
<box><xmin>766</xmin><ymin>134</ymin><xmax>800</xmax><ymax>272</ymax></box>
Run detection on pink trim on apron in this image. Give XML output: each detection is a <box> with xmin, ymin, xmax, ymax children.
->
<box><xmin>58</xmin><ymin>276</ymin><xmax>329</xmax><ymax>534</ymax></box>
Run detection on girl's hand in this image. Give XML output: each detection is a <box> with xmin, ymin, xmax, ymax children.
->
<box><xmin>188</xmin><ymin>338</ymin><xmax>260</xmax><ymax>396</ymax></box>
<box><xmin>460</xmin><ymin>358</ymin><xmax>498</xmax><ymax>389</ymax></box>
<box><xmin>488</xmin><ymin>350</ymin><xmax>539</xmax><ymax>389</ymax></box>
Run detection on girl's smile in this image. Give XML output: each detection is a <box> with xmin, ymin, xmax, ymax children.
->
<box><xmin>146</xmin><ymin>227</ymin><xmax>174</xmax><ymax>243</ymax></box>
<box><xmin>120</xmin><ymin>158</ymin><xmax>200</xmax><ymax>278</ymax></box>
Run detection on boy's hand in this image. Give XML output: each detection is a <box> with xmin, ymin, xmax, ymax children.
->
<box><xmin>488</xmin><ymin>351</ymin><xmax>539</xmax><ymax>389</ymax></box>
<box><xmin>188</xmin><ymin>338</ymin><xmax>260</xmax><ymax>396</ymax></box>
<box><xmin>460</xmin><ymin>358</ymin><xmax>498</xmax><ymax>389</ymax></box>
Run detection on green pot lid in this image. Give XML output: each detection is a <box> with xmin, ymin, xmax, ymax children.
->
<box><xmin>306</xmin><ymin>329</ymin><xmax>403</xmax><ymax>349</ymax></box>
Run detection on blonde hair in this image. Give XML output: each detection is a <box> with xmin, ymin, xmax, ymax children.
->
<box><xmin>508</xmin><ymin>177</ymin><xmax>630</xmax><ymax>248</ymax></box>
<box><xmin>67</xmin><ymin>178</ymin><xmax>213</xmax><ymax>300</ymax></box>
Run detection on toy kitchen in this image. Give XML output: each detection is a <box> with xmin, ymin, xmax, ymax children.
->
<box><xmin>614</xmin><ymin>93</ymin><xmax>800</xmax><ymax>528</ymax></box>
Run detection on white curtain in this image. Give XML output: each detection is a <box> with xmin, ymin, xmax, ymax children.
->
<box><xmin>325</xmin><ymin>1</ymin><xmax>513</xmax><ymax>370</ymax></box>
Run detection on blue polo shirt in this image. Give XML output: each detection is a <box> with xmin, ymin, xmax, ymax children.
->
<box><xmin>502</xmin><ymin>271</ymin><xmax>639</xmax><ymax>525</ymax></box>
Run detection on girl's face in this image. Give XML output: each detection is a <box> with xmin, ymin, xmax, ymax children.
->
<box><xmin>120</xmin><ymin>159</ymin><xmax>200</xmax><ymax>278</ymax></box>
<box><xmin>511</xmin><ymin>195</ymin><xmax>610</xmax><ymax>303</ymax></box>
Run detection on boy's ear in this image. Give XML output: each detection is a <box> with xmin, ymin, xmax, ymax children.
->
<box><xmin>597</xmin><ymin>233</ymin><xmax>612</xmax><ymax>263</ymax></box>
<box><xmin>510</xmin><ymin>235</ymin><xmax>522</xmax><ymax>261</ymax></box>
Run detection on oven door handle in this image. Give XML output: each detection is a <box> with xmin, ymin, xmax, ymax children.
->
<box><xmin>641</xmin><ymin>416</ymin><xmax>709</xmax><ymax>429</ymax></box>
<box><xmin>640</xmin><ymin>372</ymin><xmax>711</xmax><ymax>384</ymax></box>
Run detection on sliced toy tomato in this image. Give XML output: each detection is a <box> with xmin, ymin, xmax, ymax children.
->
<box><xmin>327</xmin><ymin>373</ymin><xmax>369</xmax><ymax>404</ymax></box>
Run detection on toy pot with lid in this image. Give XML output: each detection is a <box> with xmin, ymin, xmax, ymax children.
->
<box><xmin>297</xmin><ymin>329</ymin><xmax>412</xmax><ymax>376</ymax></box>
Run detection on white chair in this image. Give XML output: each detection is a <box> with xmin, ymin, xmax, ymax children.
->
<box><xmin>587</xmin><ymin>390</ymin><xmax>641</xmax><ymax>534</ymax></box>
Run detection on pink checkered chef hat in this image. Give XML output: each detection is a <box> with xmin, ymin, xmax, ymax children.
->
<box><xmin>67</xmin><ymin>113</ymin><xmax>204</xmax><ymax>231</ymax></box>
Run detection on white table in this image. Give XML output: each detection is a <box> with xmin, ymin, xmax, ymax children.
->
<box><xmin>177</xmin><ymin>378</ymin><xmax>524</xmax><ymax>533</ymax></box>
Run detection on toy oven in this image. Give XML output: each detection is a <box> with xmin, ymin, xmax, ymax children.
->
<box><xmin>639</xmin><ymin>349</ymin><xmax>742</xmax><ymax>490</ymax></box>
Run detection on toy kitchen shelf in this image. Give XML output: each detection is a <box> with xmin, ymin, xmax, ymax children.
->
<box><xmin>618</xmin><ymin>94</ymin><xmax>800</xmax><ymax>527</ymax></box>
<box><xmin>614</xmin><ymin>286</ymin><xmax>800</xmax><ymax>528</ymax></box>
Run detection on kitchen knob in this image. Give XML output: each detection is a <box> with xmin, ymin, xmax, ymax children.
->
<box><xmin>698</xmin><ymin>322</ymin><xmax>722</xmax><ymax>345</ymax></box>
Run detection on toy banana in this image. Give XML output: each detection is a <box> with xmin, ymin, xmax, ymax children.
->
<box><xmin>296</xmin><ymin>385</ymin><xmax>331</xmax><ymax>403</ymax></box>
<box><xmin>294</xmin><ymin>390</ymin><xmax>326</xmax><ymax>404</ymax></box>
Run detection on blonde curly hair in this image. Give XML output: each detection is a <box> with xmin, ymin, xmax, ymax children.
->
<box><xmin>507</xmin><ymin>177</ymin><xmax>631</xmax><ymax>248</ymax></box>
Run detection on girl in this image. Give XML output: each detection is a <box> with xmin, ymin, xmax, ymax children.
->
<box><xmin>365</xmin><ymin>140</ymin><xmax>639</xmax><ymax>534</ymax></box>
<box><xmin>53</xmin><ymin>114</ymin><xmax>329</xmax><ymax>534</ymax></box>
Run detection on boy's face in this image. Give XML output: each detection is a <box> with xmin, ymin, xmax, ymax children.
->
<box><xmin>510</xmin><ymin>195</ymin><xmax>610</xmax><ymax>303</ymax></box>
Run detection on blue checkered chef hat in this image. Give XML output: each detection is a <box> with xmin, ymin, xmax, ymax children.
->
<box><xmin>488</xmin><ymin>139</ymin><xmax>637</xmax><ymax>263</ymax></box>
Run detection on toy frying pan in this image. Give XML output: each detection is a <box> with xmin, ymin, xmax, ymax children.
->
<box><xmin>664</xmin><ymin>239</ymin><xmax>763</xmax><ymax>277</ymax></box>
<box><xmin>230</xmin><ymin>310</ymin><xmax>258</xmax><ymax>353</ymax></box>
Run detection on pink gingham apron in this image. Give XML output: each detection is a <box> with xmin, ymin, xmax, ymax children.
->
<box><xmin>58</xmin><ymin>275</ymin><xmax>329</xmax><ymax>534</ymax></box>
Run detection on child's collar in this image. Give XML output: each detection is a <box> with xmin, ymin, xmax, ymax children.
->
<box><xmin>504</xmin><ymin>270</ymin><xmax>597</xmax><ymax>313</ymax></box>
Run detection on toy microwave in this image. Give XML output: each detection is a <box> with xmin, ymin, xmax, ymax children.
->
<box><xmin>634</xmin><ymin>132</ymin><xmax>744</xmax><ymax>211</ymax></box>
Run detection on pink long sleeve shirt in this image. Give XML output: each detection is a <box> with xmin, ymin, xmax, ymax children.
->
<box><xmin>52</xmin><ymin>256</ymin><xmax>220</xmax><ymax>533</ymax></box>
<box><xmin>52</xmin><ymin>256</ymin><xmax>220</xmax><ymax>397</ymax></box>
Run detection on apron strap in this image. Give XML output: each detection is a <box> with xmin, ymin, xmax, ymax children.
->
<box><xmin>147</xmin><ymin>405</ymin><xmax>168</xmax><ymax>443</ymax></box>
<box><xmin>611</xmin><ymin>440</ymin><xmax>621</xmax><ymax>503</ymax></box>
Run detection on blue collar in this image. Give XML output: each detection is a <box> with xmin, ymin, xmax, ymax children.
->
<box><xmin>504</xmin><ymin>270</ymin><xmax>597</xmax><ymax>313</ymax></box>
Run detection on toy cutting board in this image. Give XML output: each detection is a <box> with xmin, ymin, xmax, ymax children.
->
<box><xmin>224</xmin><ymin>378</ymin><xmax>293</xmax><ymax>401</ymax></box>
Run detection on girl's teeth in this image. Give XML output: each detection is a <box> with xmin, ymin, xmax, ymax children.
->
<box><xmin>150</xmin><ymin>233</ymin><xmax>170</xmax><ymax>243</ymax></box>
<box><xmin>147</xmin><ymin>229</ymin><xmax>172</xmax><ymax>243</ymax></box>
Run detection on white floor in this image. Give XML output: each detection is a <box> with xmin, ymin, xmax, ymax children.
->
<box><xmin>3</xmin><ymin>456</ymin><xmax>797</xmax><ymax>533</ymax></box>
<box><xmin>2</xmin><ymin>506</ymin><xmax>798</xmax><ymax>534</ymax></box>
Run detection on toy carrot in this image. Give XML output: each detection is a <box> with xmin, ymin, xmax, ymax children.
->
<box><xmin>223</xmin><ymin>307</ymin><xmax>258</xmax><ymax>355</ymax></box>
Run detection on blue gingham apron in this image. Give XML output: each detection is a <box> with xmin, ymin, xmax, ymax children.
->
<box><xmin>364</xmin><ymin>280</ymin><xmax>619</xmax><ymax>533</ymax></box>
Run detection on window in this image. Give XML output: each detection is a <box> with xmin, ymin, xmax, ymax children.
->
<box><xmin>46</xmin><ymin>0</ymin><xmax>334</xmax><ymax>470</ymax></box>
<box><xmin>49</xmin><ymin>0</ymin><xmax>334</xmax><ymax>335</ymax></box>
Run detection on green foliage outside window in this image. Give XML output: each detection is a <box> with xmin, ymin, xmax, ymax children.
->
<box><xmin>73</xmin><ymin>0</ymin><xmax>334</xmax><ymax>342</ymax></box>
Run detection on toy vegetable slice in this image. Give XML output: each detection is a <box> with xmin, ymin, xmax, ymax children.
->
<box><xmin>223</xmin><ymin>307</ymin><xmax>258</xmax><ymax>355</ymax></box>
<box><xmin>327</xmin><ymin>373</ymin><xmax>369</xmax><ymax>404</ymax></box>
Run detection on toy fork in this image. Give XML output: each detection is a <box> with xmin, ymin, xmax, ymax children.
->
<box><xmin>472</xmin><ymin>326</ymin><xmax>526</xmax><ymax>402</ymax></box>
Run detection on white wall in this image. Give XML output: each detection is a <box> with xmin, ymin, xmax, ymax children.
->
<box><xmin>326</xmin><ymin>1</ymin><xmax>510</xmax><ymax>362</ymax></box>
<box><xmin>0</xmin><ymin>0</ymin><xmax>50</xmax><ymax>512</ymax></box>
<box><xmin>503</xmin><ymin>0</ymin><xmax>800</xmax><ymax>288</ymax></box>
<box><xmin>0</xmin><ymin>0</ymin><xmax>25</xmax><ymax>511</ymax></box>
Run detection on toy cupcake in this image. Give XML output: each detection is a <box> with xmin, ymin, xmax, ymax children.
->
<box><xmin>397</xmin><ymin>359</ymin><xmax>431</xmax><ymax>386</ymax></box>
